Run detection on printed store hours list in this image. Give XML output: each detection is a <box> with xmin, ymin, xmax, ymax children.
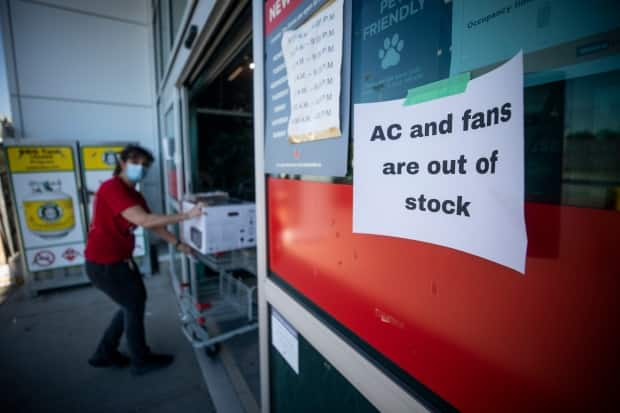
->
<box><xmin>264</xmin><ymin>0</ymin><xmax>351</xmax><ymax>177</ymax></box>
<box><xmin>282</xmin><ymin>0</ymin><xmax>343</xmax><ymax>143</ymax></box>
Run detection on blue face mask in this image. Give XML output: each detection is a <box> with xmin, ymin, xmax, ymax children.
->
<box><xmin>126</xmin><ymin>162</ymin><xmax>146</xmax><ymax>183</ymax></box>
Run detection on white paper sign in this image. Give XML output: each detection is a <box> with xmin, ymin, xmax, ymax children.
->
<box><xmin>353</xmin><ymin>52</ymin><xmax>527</xmax><ymax>273</ymax></box>
<box><xmin>271</xmin><ymin>310</ymin><xmax>299</xmax><ymax>374</ymax></box>
<box><xmin>281</xmin><ymin>0</ymin><xmax>343</xmax><ymax>143</ymax></box>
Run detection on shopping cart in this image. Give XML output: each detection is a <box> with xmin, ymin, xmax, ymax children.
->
<box><xmin>178</xmin><ymin>248</ymin><xmax>258</xmax><ymax>357</ymax></box>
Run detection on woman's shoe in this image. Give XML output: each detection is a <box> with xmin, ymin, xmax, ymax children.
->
<box><xmin>130</xmin><ymin>353</ymin><xmax>174</xmax><ymax>376</ymax></box>
<box><xmin>88</xmin><ymin>351</ymin><xmax>131</xmax><ymax>368</ymax></box>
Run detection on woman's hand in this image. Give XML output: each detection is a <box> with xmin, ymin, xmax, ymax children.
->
<box><xmin>185</xmin><ymin>202</ymin><xmax>204</xmax><ymax>220</ymax></box>
<box><xmin>176</xmin><ymin>242</ymin><xmax>194</xmax><ymax>256</ymax></box>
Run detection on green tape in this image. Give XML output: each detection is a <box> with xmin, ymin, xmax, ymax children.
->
<box><xmin>403</xmin><ymin>72</ymin><xmax>470</xmax><ymax>106</ymax></box>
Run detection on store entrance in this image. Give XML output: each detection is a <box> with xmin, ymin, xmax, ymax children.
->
<box><xmin>188</xmin><ymin>42</ymin><xmax>254</xmax><ymax>201</ymax></box>
<box><xmin>182</xmin><ymin>4</ymin><xmax>259</xmax><ymax>408</ymax></box>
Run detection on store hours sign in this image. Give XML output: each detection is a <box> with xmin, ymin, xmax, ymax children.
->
<box><xmin>353</xmin><ymin>53</ymin><xmax>528</xmax><ymax>273</ymax></box>
<box><xmin>264</xmin><ymin>0</ymin><xmax>352</xmax><ymax>177</ymax></box>
<box><xmin>281</xmin><ymin>0</ymin><xmax>344</xmax><ymax>143</ymax></box>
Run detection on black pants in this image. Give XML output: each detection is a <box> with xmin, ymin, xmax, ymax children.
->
<box><xmin>86</xmin><ymin>260</ymin><xmax>149</xmax><ymax>363</ymax></box>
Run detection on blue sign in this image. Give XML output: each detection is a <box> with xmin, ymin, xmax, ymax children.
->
<box><xmin>351</xmin><ymin>0</ymin><xmax>452</xmax><ymax>103</ymax></box>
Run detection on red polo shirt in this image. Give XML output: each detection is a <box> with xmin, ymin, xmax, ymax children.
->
<box><xmin>85</xmin><ymin>176</ymin><xmax>150</xmax><ymax>263</ymax></box>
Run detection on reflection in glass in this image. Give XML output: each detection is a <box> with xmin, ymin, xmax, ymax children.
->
<box><xmin>159</xmin><ymin>0</ymin><xmax>171</xmax><ymax>76</ymax></box>
<box><xmin>525</xmin><ymin>70</ymin><xmax>620</xmax><ymax>210</ymax></box>
<box><xmin>171</xmin><ymin>0</ymin><xmax>189</xmax><ymax>43</ymax></box>
<box><xmin>563</xmin><ymin>70</ymin><xmax>620</xmax><ymax>209</ymax></box>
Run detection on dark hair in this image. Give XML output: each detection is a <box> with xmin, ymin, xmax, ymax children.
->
<box><xmin>113</xmin><ymin>144</ymin><xmax>155</xmax><ymax>176</ymax></box>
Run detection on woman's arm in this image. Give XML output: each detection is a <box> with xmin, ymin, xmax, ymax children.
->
<box><xmin>149</xmin><ymin>226</ymin><xmax>178</xmax><ymax>244</ymax></box>
<box><xmin>121</xmin><ymin>204</ymin><xmax>202</xmax><ymax>229</ymax></box>
<box><xmin>150</xmin><ymin>226</ymin><xmax>195</xmax><ymax>255</ymax></box>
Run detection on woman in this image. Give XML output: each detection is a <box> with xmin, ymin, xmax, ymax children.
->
<box><xmin>84</xmin><ymin>144</ymin><xmax>202</xmax><ymax>376</ymax></box>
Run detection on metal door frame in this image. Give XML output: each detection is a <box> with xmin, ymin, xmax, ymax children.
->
<box><xmin>251</xmin><ymin>1</ymin><xmax>429</xmax><ymax>411</ymax></box>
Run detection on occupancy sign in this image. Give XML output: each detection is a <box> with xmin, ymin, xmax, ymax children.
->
<box><xmin>353</xmin><ymin>52</ymin><xmax>527</xmax><ymax>273</ymax></box>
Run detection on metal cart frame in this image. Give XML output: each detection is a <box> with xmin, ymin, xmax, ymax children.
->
<box><xmin>178</xmin><ymin>248</ymin><xmax>258</xmax><ymax>356</ymax></box>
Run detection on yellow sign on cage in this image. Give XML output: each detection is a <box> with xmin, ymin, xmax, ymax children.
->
<box><xmin>7</xmin><ymin>146</ymin><xmax>74</xmax><ymax>172</ymax></box>
<box><xmin>82</xmin><ymin>146</ymin><xmax>124</xmax><ymax>170</ymax></box>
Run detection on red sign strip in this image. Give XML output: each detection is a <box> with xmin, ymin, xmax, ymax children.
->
<box><xmin>264</xmin><ymin>0</ymin><xmax>304</xmax><ymax>36</ymax></box>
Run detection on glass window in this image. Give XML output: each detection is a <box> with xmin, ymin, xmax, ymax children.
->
<box><xmin>352</xmin><ymin>1</ymin><xmax>620</xmax><ymax>210</ymax></box>
<box><xmin>159</xmin><ymin>0</ymin><xmax>171</xmax><ymax>77</ymax></box>
<box><xmin>163</xmin><ymin>107</ymin><xmax>181</xmax><ymax>200</ymax></box>
<box><xmin>171</xmin><ymin>0</ymin><xmax>189</xmax><ymax>43</ymax></box>
<box><xmin>153</xmin><ymin>9</ymin><xmax>162</xmax><ymax>87</ymax></box>
<box><xmin>0</xmin><ymin>21</ymin><xmax>12</xmax><ymax>124</ymax></box>
<box><xmin>164</xmin><ymin>106</ymin><xmax>174</xmax><ymax>139</ymax></box>
<box><xmin>167</xmin><ymin>206</ymin><xmax>183</xmax><ymax>282</ymax></box>
<box><xmin>524</xmin><ymin>69</ymin><xmax>620</xmax><ymax>209</ymax></box>
<box><xmin>561</xmin><ymin>70</ymin><xmax>620</xmax><ymax>208</ymax></box>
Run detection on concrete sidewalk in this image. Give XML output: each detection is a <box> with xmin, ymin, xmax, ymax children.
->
<box><xmin>0</xmin><ymin>272</ymin><xmax>217</xmax><ymax>413</ymax></box>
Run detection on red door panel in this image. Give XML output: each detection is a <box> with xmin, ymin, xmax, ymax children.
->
<box><xmin>268</xmin><ymin>177</ymin><xmax>620</xmax><ymax>412</ymax></box>
<box><xmin>167</xmin><ymin>167</ymin><xmax>178</xmax><ymax>200</ymax></box>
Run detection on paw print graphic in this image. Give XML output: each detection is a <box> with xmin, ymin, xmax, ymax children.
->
<box><xmin>378</xmin><ymin>33</ymin><xmax>404</xmax><ymax>70</ymax></box>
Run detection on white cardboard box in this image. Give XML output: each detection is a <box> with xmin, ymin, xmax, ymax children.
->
<box><xmin>182</xmin><ymin>199</ymin><xmax>256</xmax><ymax>254</ymax></box>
